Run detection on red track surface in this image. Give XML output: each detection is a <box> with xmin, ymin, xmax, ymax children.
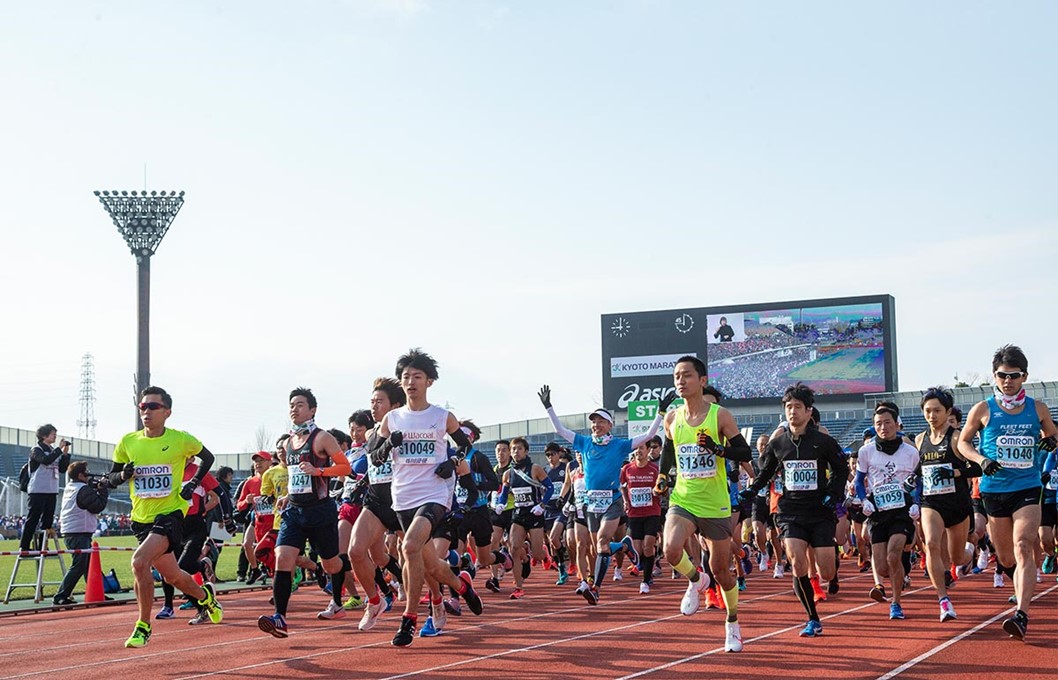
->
<box><xmin>3</xmin><ymin>568</ymin><xmax>1053</xmax><ymax>679</ymax></box>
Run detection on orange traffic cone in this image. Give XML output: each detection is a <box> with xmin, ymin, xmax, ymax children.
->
<box><xmin>84</xmin><ymin>541</ymin><xmax>105</xmax><ymax>603</ymax></box>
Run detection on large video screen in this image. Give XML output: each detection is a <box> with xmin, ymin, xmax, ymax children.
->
<box><xmin>600</xmin><ymin>295</ymin><xmax>896</xmax><ymax>409</ymax></box>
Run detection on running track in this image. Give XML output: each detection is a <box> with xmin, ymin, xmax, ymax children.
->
<box><xmin>3</xmin><ymin>569</ymin><xmax>1054</xmax><ymax>679</ymax></box>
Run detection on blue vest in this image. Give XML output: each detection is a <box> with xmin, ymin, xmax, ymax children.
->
<box><xmin>980</xmin><ymin>396</ymin><xmax>1044</xmax><ymax>494</ymax></box>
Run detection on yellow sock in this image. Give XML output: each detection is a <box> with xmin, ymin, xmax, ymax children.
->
<box><xmin>721</xmin><ymin>584</ymin><xmax>739</xmax><ymax>620</ymax></box>
<box><xmin>673</xmin><ymin>551</ymin><xmax>698</xmax><ymax>579</ymax></box>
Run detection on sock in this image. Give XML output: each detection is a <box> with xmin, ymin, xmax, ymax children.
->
<box><xmin>385</xmin><ymin>556</ymin><xmax>403</xmax><ymax>584</ymax></box>
<box><xmin>834</xmin><ymin>546</ymin><xmax>841</xmax><ymax>573</ymax></box>
<box><xmin>455</xmin><ymin>575</ymin><xmax>469</xmax><ymax>595</ymax></box>
<box><xmin>673</xmin><ymin>551</ymin><xmax>699</xmax><ymax>580</ymax></box>
<box><xmin>594</xmin><ymin>551</ymin><xmax>611</xmax><ymax>586</ymax></box>
<box><xmin>641</xmin><ymin>554</ymin><xmax>656</xmax><ymax>584</ymax></box>
<box><xmin>701</xmin><ymin>553</ymin><xmax>715</xmax><ymax>583</ymax></box>
<box><xmin>331</xmin><ymin>556</ymin><xmax>351</xmax><ymax>606</ymax></box>
<box><xmin>273</xmin><ymin>570</ymin><xmax>292</xmax><ymax>616</ymax></box>
<box><xmin>556</xmin><ymin>545</ymin><xmax>568</xmax><ymax>566</ymax></box>
<box><xmin>998</xmin><ymin>562</ymin><xmax>1016</xmax><ymax>578</ymax></box>
<box><xmin>404</xmin><ymin>612</ymin><xmax>418</xmax><ymax>624</ymax></box>
<box><xmin>794</xmin><ymin>575</ymin><xmax>819</xmax><ymax>622</ymax></box>
<box><xmin>721</xmin><ymin>584</ymin><xmax>739</xmax><ymax>623</ymax></box>
<box><xmin>901</xmin><ymin>550</ymin><xmax>912</xmax><ymax>575</ymax></box>
<box><xmin>162</xmin><ymin>581</ymin><xmax>174</xmax><ymax>608</ymax></box>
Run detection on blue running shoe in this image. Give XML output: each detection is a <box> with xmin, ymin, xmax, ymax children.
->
<box><xmin>619</xmin><ymin>536</ymin><xmax>640</xmax><ymax>567</ymax></box>
<box><xmin>258</xmin><ymin>613</ymin><xmax>288</xmax><ymax>638</ymax></box>
<box><xmin>178</xmin><ymin>600</ymin><xmax>197</xmax><ymax>611</ymax></box>
<box><xmin>418</xmin><ymin>616</ymin><xmax>442</xmax><ymax>637</ymax></box>
<box><xmin>799</xmin><ymin>619</ymin><xmax>823</xmax><ymax>637</ymax></box>
<box><xmin>155</xmin><ymin>605</ymin><xmax>175</xmax><ymax>620</ymax></box>
<box><xmin>889</xmin><ymin>603</ymin><xmax>905</xmax><ymax>620</ymax></box>
<box><xmin>383</xmin><ymin>593</ymin><xmax>394</xmax><ymax>613</ymax></box>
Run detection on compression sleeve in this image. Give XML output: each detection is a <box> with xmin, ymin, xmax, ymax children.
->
<box><xmin>540</xmin><ymin>475</ymin><xmax>555</xmax><ymax>504</ymax></box>
<box><xmin>545</xmin><ymin>407</ymin><xmax>577</xmax><ymax>443</ymax></box>
<box><xmin>629</xmin><ymin>414</ymin><xmax>664</xmax><ymax>448</ymax></box>
<box><xmin>748</xmin><ymin>444</ymin><xmax>779</xmax><ymax>495</ymax></box>
<box><xmin>659</xmin><ymin>437</ymin><xmax>676</xmax><ymax>478</ymax></box>
<box><xmin>962</xmin><ymin>459</ymin><xmax>983</xmax><ymax>478</ymax></box>
<box><xmin>722</xmin><ymin>433</ymin><xmax>752</xmax><ymax>463</ymax></box>
<box><xmin>192</xmin><ymin>447</ymin><xmax>215</xmax><ymax>482</ymax></box>
<box><xmin>855</xmin><ymin>470</ymin><xmax>868</xmax><ymax>500</ymax></box>
<box><xmin>497</xmin><ymin>485</ymin><xmax>510</xmax><ymax>505</ymax></box>
<box><xmin>474</xmin><ymin>452</ymin><xmax>501</xmax><ymax>492</ymax></box>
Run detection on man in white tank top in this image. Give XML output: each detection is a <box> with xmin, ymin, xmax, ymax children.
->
<box><xmin>371</xmin><ymin>349</ymin><xmax>483</xmax><ymax>647</ymax></box>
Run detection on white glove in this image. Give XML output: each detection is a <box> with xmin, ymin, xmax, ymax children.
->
<box><xmin>908</xmin><ymin>504</ymin><xmax>920</xmax><ymax>521</ymax></box>
<box><xmin>493</xmin><ymin>504</ymin><xmax>505</xmax><ymax>515</ymax></box>
<box><xmin>530</xmin><ymin>503</ymin><xmax>545</xmax><ymax>516</ymax></box>
<box><xmin>861</xmin><ymin>499</ymin><xmax>876</xmax><ymax>516</ymax></box>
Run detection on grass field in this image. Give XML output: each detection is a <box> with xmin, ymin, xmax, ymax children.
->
<box><xmin>786</xmin><ymin>346</ymin><xmax>884</xmax><ymax>382</ymax></box>
<box><xmin>0</xmin><ymin>535</ymin><xmax>243</xmax><ymax>603</ymax></box>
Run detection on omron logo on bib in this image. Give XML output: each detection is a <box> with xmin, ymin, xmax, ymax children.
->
<box><xmin>995</xmin><ymin>435</ymin><xmax>1036</xmax><ymax>469</ymax></box>
<box><xmin>132</xmin><ymin>464</ymin><xmax>173</xmax><ymax>499</ymax></box>
<box><xmin>783</xmin><ymin>460</ymin><xmax>818</xmax><ymax>491</ymax></box>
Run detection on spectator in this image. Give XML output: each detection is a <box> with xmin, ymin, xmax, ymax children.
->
<box><xmin>53</xmin><ymin>461</ymin><xmax>109</xmax><ymax>605</ymax></box>
<box><xmin>22</xmin><ymin>424</ymin><xmax>71</xmax><ymax>550</ymax></box>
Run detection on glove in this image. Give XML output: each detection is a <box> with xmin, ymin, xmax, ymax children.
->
<box><xmin>908</xmin><ymin>504</ymin><xmax>921</xmax><ymax>521</ymax></box>
<box><xmin>180</xmin><ymin>479</ymin><xmax>199</xmax><ymax>501</ymax></box>
<box><xmin>842</xmin><ymin>494</ymin><xmax>857</xmax><ymax>509</ymax></box>
<box><xmin>1040</xmin><ymin>435</ymin><xmax>1057</xmax><ymax>453</ymax></box>
<box><xmin>530</xmin><ymin>503</ymin><xmax>545</xmax><ymax>516</ymax></box>
<box><xmin>224</xmin><ymin>517</ymin><xmax>238</xmax><ymax>535</ymax></box>
<box><xmin>388</xmin><ymin>431</ymin><xmax>404</xmax><ymax>448</ymax></box>
<box><xmin>1042</xmin><ymin>471</ymin><xmax>1051</xmax><ymax>486</ymax></box>
<box><xmin>861</xmin><ymin>499</ymin><xmax>876</xmax><ymax>516</ymax></box>
<box><xmin>108</xmin><ymin>462</ymin><xmax>136</xmax><ymax>488</ymax></box>
<box><xmin>902</xmin><ymin>473</ymin><xmax>919</xmax><ymax>493</ymax></box>
<box><xmin>435</xmin><ymin>457</ymin><xmax>457</xmax><ymax>479</ymax></box>
<box><xmin>737</xmin><ymin>489</ymin><xmax>755</xmax><ymax>505</ymax></box>
<box><xmin>697</xmin><ymin>432</ymin><xmax>725</xmax><ymax>458</ymax></box>
<box><xmin>538</xmin><ymin>385</ymin><xmax>552</xmax><ymax>409</ymax></box>
<box><xmin>981</xmin><ymin>458</ymin><xmax>1003</xmax><ymax>476</ymax></box>
<box><xmin>493</xmin><ymin>504</ymin><xmax>505</xmax><ymax>515</ymax></box>
<box><xmin>658</xmin><ymin>391</ymin><xmax>677</xmax><ymax>414</ymax></box>
<box><xmin>653</xmin><ymin>474</ymin><xmax>669</xmax><ymax>495</ymax></box>
<box><xmin>933</xmin><ymin>466</ymin><xmax>955</xmax><ymax>480</ymax></box>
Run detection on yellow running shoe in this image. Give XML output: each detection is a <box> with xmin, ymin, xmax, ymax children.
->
<box><xmin>124</xmin><ymin>621</ymin><xmax>151</xmax><ymax>648</ymax></box>
<box><xmin>197</xmin><ymin>582</ymin><xmax>224</xmax><ymax>624</ymax></box>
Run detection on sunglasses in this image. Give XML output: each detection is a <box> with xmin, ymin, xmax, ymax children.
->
<box><xmin>995</xmin><ymin>371</ymin><xmax>1024</xmax><ymax>380</ymax></box>
<box><xmin>138</xmin><ymin>402</ymin><xmax>166</xmax><ymax>411</ymax></box>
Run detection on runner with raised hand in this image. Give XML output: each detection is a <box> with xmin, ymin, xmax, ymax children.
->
<box><xmin>539</xmin><ymin>384</ymin><xmax>667</xmax><ymax>604</ymax></box>
<box><xmin>957</xmin><ymin>345</ymin><xmax>1058</xmax><ymax>640</ymax></box>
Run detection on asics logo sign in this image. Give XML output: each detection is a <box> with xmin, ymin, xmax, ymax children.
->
<box><xmin>618</xmin><ymin>384</ymin><xmax>676</xmax><ymax>409</ymax></box>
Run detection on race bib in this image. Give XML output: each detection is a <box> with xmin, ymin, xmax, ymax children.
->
<box><xmin>254</xmin><ymin>496</ymin><xmax>275</xmax><ymax>515</ymax></box>
<box><xmin>288</xmin><ymin>470</ymin><xmax>313</xmax><ymax>495</ymax></box>
<box><xmin>873</xmin><ymin>482</ymin><xmax>905</xmax><ymax>512</ymax></box>
<box><xmin>455</xmin><ymin>484</ymin><xmax>470</xmax><ymax>505</ymax></box>
<box><xmin>574</xmin><ymin>481</ymin><xmax>586</xmax><ymax>507</ymax></box>
<box><xmin>586</xmin><ymin>489</ymin><xmax>614</xmax><ymax>513</ymax></box>
<box><xmin>398</xmin><ymin>433</ymin><xmax>441</xmax><ymax>465</ymax></box>
<box><xmin>368</xmin><ymin>460</ymin><xmax>393</xmax><ymax>485</ymax></box>
<box><xmin>132</xmin><ymin>464</ymin><xmax>173</xmax><ymax>499</ymax></box>
<box><xmin>513</xmin><ymin>486</ymin><xmax>535</xmax><ymax>508</ymax></box>
<box><xmin>1047</xmin><ymin>474</ymin><xmax>1058</xmax><ymax>492</ymax></box>
<box><xmin>783</xmin><ymin>460</ymin><xmax>818</xmax><ymax>492</ymax></box>
<box><xmin>629</xmin><ymin>486</ymin><xmax>653</xmax><ymax>508</ymax></box>
<box><xmin>677</xmin><ymin>444</ymin><xmax>716</xmax><ymax>479</ymax></box>
<box><xmin>922</xmin><ymin>464</ymin><xmax>955</xmax><ymax>496</ymax></box>
<box><xmin>773</xmin><ymin>475</ymin><xmax>784</xmax><ymax>494</ymax></box>
<box><xmin>995</xmin><ymin>435</ymin><xmax>1036</xmax><ymax>470</ymax></box>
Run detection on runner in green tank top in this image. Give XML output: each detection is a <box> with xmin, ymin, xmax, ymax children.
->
<box><xmin>655</xmin><ymin>356</ymin><xmax>752</xmax><ymax>653</ymax></box>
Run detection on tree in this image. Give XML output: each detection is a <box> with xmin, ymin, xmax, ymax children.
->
<box><xmin>253</xmin><ymin>425</ymin><xmax>272</xmax><ymax>452</ymax></box>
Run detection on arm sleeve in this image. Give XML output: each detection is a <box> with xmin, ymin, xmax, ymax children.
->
<box><xmin>854</xmin><ymin>470</ymin><xmax>869</xmax><ymax>500</ymax></box>
<box><xmin>497</xmin><ymin>485</ymin><xmax>510</xmax><ymax>505</ymax></box>
<box><xmin>659</xmin><ymin>437</ymin><xmax>676</xmax><ymax>478</ymax></box>
<box><xmin>473</xmin><ymin>453</ymin><xmax>501</xmax><ymax>493</ymax></box>
<box><xmin>1043</xmin><ymin>451</ymin><xmax>1056</xmax><ymax>475</ymax></box>
<box><xmin>192</xmin><ymin>446</ymin><xmax>215</xmax><ymax>481</ymax></box>
<box><xmin>367</xmin><ymin>431</ymin><xmax>395</xmax><ymax>466</ymax></box>
<box><xmin>457</xmin><ymin>470</ymin><xmax>479</xmax><ymax>507</ymax></box>
<box><xmin>540</xmin><ymin>474</ymin><xmax>555</xmax><ymax>505</ymax></box>
<box><xmin>748</xmin><ymin>444</ymin><xmax>779</xmax><ymax>495</ymax></box>
<box><xmin>545</xmin><ymin>407</ymin><xmax>576</xmax><ymax>443</ymax></box>
<box><xmin>629</xmin><ymin>414</ymin><xmax>664</xmax><ymax>448</ymax></box>
<box><xmin>722</xmin><ymin>433</ymin><xmax>752</xmax><ymax>463</ymax></box>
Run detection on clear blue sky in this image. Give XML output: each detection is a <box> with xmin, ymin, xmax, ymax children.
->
<box><xmin>2</xmin><ymin>2</ymin><xmax>1056</xmax><ymax>451</ymax></box>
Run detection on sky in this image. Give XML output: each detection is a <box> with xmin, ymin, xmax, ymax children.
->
<box><xmin>2</xmin><ymin>1</ymin><xmax>1056</xmax><ymax>452</ymax></box>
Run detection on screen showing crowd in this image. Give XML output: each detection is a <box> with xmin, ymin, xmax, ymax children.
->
<box><xmin>705</xmin><ymin>302</ymin><xmax>886</xmax><ymax>400</ymax></box>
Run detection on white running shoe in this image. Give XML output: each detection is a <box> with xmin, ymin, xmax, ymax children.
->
<box><xmin>431</xmin><ymin>601</ymin><xmax>447</xmax><ymax>632</ymax></box>
<box><xmin>773</xmin><ymin>564</ymin><xmax>785</xmax><ymax>579</ymax></box>
<box><xmin>976</xmin><ymin>550</ymin><xmax>989</xmax><ymax>572</ymax></box>
<box><xmin>680</xmin><ymin>572</ymin><xmax>711</xmax><ymax>616</ymax></box>
<box><xmin>358</xmin><ymin>597</ymin><xmax>385</xmax><ymax>631</ymax></box>
<box><xmin>724</xmin><ymin>621</ymin><xmax>744</xmax><ymax>652</ymax></box>
<box><xmin>317</xmin><ymin>600</ymin><xmax>346</xmax><ymax>620</ymax></box>
<box><xmin>395</xmin><ymin>582</ymin><xmax>405</xmax><ymax>602</ymax></box>
<box><xmin>993</xmin><ymin>572</ymin><xmax>1005</xmax><ymax>588</ymax></box>
<box><xmin>613</xmin><ymin>569</ymin><xmax>623</xmax><ymax>582</ymax></box>
<box><xmin>639</xmin><ymin>582</ymin><xmax>650</xmax><ymax>594</ymax></box>
<box><xmin>1036</xmin><ymin>568</ymin><xmax>1043</xmax><ymax>584</ymax></box>
<box><xmin>758</xmin><ymin>555</ymin><xmax>769</xmax><ymax>572</ymax></box>
<box><xmin>939</xmin><ymin>598</ymin><xmax>957</xmax><ymax>622</ymax></box>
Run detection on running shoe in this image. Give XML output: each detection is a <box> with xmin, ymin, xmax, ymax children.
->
<box><xmin>431</xmin><ymin>602</ymin><xmax>447</xmax><ymax>631</ymax></box>
<box><xmin>383</xmin><ymin>593</ymin><xmax>394</xmax><ymax>612</ymax></box>
<box><xmin>458</xmin><ymin>571</ymin><xmax>484</xmax><ymax>615</ymax></box>
<box><xmin>976</xmin><ymin>550</ymin><xmax>990</xmax><ymax>572</ymax></box>
<box><xmin>394</xmin><ymin>582</ymin><xmax>405</xmax><ymax>602</ymax></box>
<box><xmin>1036</xmin><ymin>568</ymin><xmax>1042</xmax><ymax>584</ymax></box>
<box><xmin>828</xmin><ymin>577</ymin><xmax>840</xmax><ymax>596</ymax></box>
<box><xmin>358</xmin><ymin>598</ymin><xmax>385</xmax><ymax>631</ymax></box>
<box><xmin>315</xmin><ymin>562</ymin><xmax>328</xmax><ymax>590</ymax></box>
<box><xmin>1002</xmin><ymin>611</ymin><xmax>1027</xmax><ymax>640</ymax></box>
<box><xmin>799</xmin><ymin>619</ymin><xmax>823</xmax><ymax>637</ymax></box>
<box><xmin>443</xmin><ymin>597</ymin><xmax>462</xmax><ymax>616</ymax></box>
<box><xmin>773</xmin><ymin>563</ymin><xmax>785</xmax><ymax>578</ymax></box>
<box><xmin>759</xmin><ymin>555</ymin><xmax>769</xmax><ymax>573</ymax></box>
<box><xmin>418</xmin><ymin>616</ymin><xmax>442</xmax><ymax>638</ymax></box>
<box><xmin>613</xmin><ymin>569</ymin><xmax>623</xmax><ymax>582</ymax></box>
<box><xmin>521</xmin><ymin>560</ymin><xmax>532</xmax><ymax>580</ymax></box>
<box><xmin>993</xmin><ymin>572</ymin><xmax>1005</xmax><ymax>588</ymax></box>
<box><xmin>680</xmin><ymin>571</ymin><xmax>710</xmax><ymax>616</ymax></box>
<box><xmin>392</xmin><ymin>615</ymin><xmax>416</xmax><ymax>647</ymax></box>
<box><xmin>509</xmin><ymin>587</ymin><xmax>525</xmax><ymax>600</ymax></box>
<box><xmin>737</xmin><ymin>576</ymin><xmax>746</xmax><ymax>592</ymax></box>
<box><xmin>704</xmin><ymin>585</ymin><xmax>722</xmax><ymax>610</ymax></box>
<box><xmin>200</xmin><ymin>557</ymin><xmax>215</xmax><ymax>584</ymax></box>
<box><xmin>939</xmin><ymin>598</ymin><xmax>957</xmax><ymax>622</ymax></box>
<box><xmin>318</xmin><ymin>600</ymin><xmax>347</xmax><ymax>620</ymax></box>
<box><xmin>1042</xmin><ymin>554</ymin><xmax>1055</xmax><ymax>575</ymax></box>
<box><xmin>1007</xmin><ymin>594</ymin><xmax>1017</xmax><ymax>604</ymax></box>
<box><xmin>903</xmin><ymin>574</ymin><xmax>912</xmax><ymax>589</ymax></box>
<box><xmin>179</xmin><ymin>600</ymin><xmax>197</xmax><ymax>610</ymax></box>
<box><xmin>343</xmin><ymin>595</ymin><xmax>365</xmax><ymax>611</ymax></box>
<box><xmin>889</xmin><ymin>603</ymin><xmax>905</xmax><ymax>620</ymax></box>
<box><xmin>724</xmin><ymin>621</ymin><xmax>743</xmax><ymax>653</ymax></box>
<box><xmin>618</xmin><ymin>536</ymin><xmax>640</xmax><ymax>566</ymax></box>
<box><xmin>485</xmin><ymin>577</ymin><xmax>500</xmax><ymax>593</ymax></box>
<box><xmin>155</xmin><ymin>605</ymin><xmax>175</xmax><ymax>620</ymax></box>
<box><xmin>292</xmin><ymin>567</ymin><xmax>304</xmax><ymax>592</ymax></box>
<box><xmin>639</xmin><ymin>582</ymin><xmax>651</xmax><ymax>594</ymax></box>
<box><xmin>197</xmin><ymin>582</ymin><xmax>223</xmax><ymax>624</ymax></box>
<box><xmin>653</xmin><ymin>563</ymin><xmax>663</xmax><ymax>578</ymax></box>
<box><xmin>460</xmin><ymin>553</ymin><xmax>477</xmax><ymax>580</ymax></box>
<box><xmin>257</xmin><ymin>613</ymin><xmax>288</xmax><ymax>638</ymax></box>
<box><xmin>811</xmin><ymin>577</ymin><xmax>827</xmax><ymax>603</ymax></box>
<box><xmin>124</xmin><ymin>621</ymin><xmax>151</xmax><ymax>648</ymax></box>
<box><xmin>419</xmin><ymin>594</ymin><xmax>431</xmax><ymax>605</ymax></box>
<box><xmin>499</xmin><ymin>548</ymin><xmax>514</xmax><ymax>572</ymax></box>
<box><xmin>739</xmin><ymin>551</ymin><xmax>753</xmax><ymax>576</ymax></box>
<box><xmin>556</xmin><ymin>564</ymin><xmax>569</xmax><ymax>586</ymax></box>
<box><xmin>869</xmin><ymin>584</ymin><xmax>888</xmax><ymax>603</ymax></box>
<box><xmin>246</xmin><ymin>566</ymin><xmax>263</xmax><ymax>584</ymax></box>
<box><xmin>188</xmin><ymin>609</ymin><xmax>210</xmax><ymax>625</ymax></box>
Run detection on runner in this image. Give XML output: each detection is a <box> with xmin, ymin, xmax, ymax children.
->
<box><xmin>257</xmin><ymin>387</ymin><xmax>352</xmax><ymax>638</ymax></box>
<box><xmin>539</xmin><ymin>385</ymin><xmax>665</xmax><ymax>604</ymax></box>
<box><xmin>372</xmin><ymin>349</ymin><xmax>483</xmax><ymax>647</ymax></box>
<box><xmin>543</xmin><ymin>442</ymin><xmax>572</xmax><ymax>585</ymax></box>
<box><xmin>914</xmin><ymin>387</ymin><xmax>979</xmax><ymax>622</ymax></box>
<box><xmin>324</xmin><ymin>413</ymin><xmax>373</xmax><ymax>617</ymax></box>
<box><xmin>621</xmin><ymin>442</ymin><xmax>661</xmax><ymax>593</ymax></box>
<box><xmin>655</xmin><ymin>356</ymin><xmax>752</xmax><ymax>653</ymax></box>
<box><xmin>107</xmin><ymin>386</ymin><xmax>222</xmax><ymax>648</ymax></box>
<box><xmin>496</xmin><ymin>437</ymin><xmax>554</xmax><ymax>599</ymax></box>
<box><xmin>486</xmin><ymin>440</ymin><xmax>515</xmax><ymax>593</ymax></box>
<box><xmin>742</xmin><ymin>383</ymin><xmax>849</xmax><ymax>637</ymax></box>
<box><xmin>235</xmin><ymin>451</ymin><xmax>274</xmax><ymax>585</ymax></box>
<box><xmin>855</xmin><ymin>402</ymin><xmax>920</xmax><ymax>620</ymax></box>
<box><xmin>957</xmin><ymin>345</ymin><xmax>1058</xmax><ymax>640</ymax></box>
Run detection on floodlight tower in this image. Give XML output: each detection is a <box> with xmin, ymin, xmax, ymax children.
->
<box><xmin>94</xmin><ymin>190</ymin><xmax>185</xmax><ymax>426</ymax></box>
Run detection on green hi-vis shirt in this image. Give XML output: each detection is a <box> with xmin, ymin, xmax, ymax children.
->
<box><xmin>668</xmin><ymin>403</ymin><xmax>731</xmax><ymax>519</ymax></box>
<box><xmin>114</xmin><ymin>428</ymin><xmax>203</xmax><ymax>524</ymax></box>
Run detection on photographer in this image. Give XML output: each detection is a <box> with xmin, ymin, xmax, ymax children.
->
<box><xmin>21</xmin><ymin>424</ymin><xmax>71</xmax><ymax>551</ymax></box>
<box><xmin>53</xmin><ymin>461</ymin><xmax>109</xmax><ymax>605</ymax></box>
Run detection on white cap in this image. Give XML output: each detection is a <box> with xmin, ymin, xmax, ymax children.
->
<box><xmin>589</xmin><ymin>408</ymin><xmax>614</xmax><ymax>424</ymax></box>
